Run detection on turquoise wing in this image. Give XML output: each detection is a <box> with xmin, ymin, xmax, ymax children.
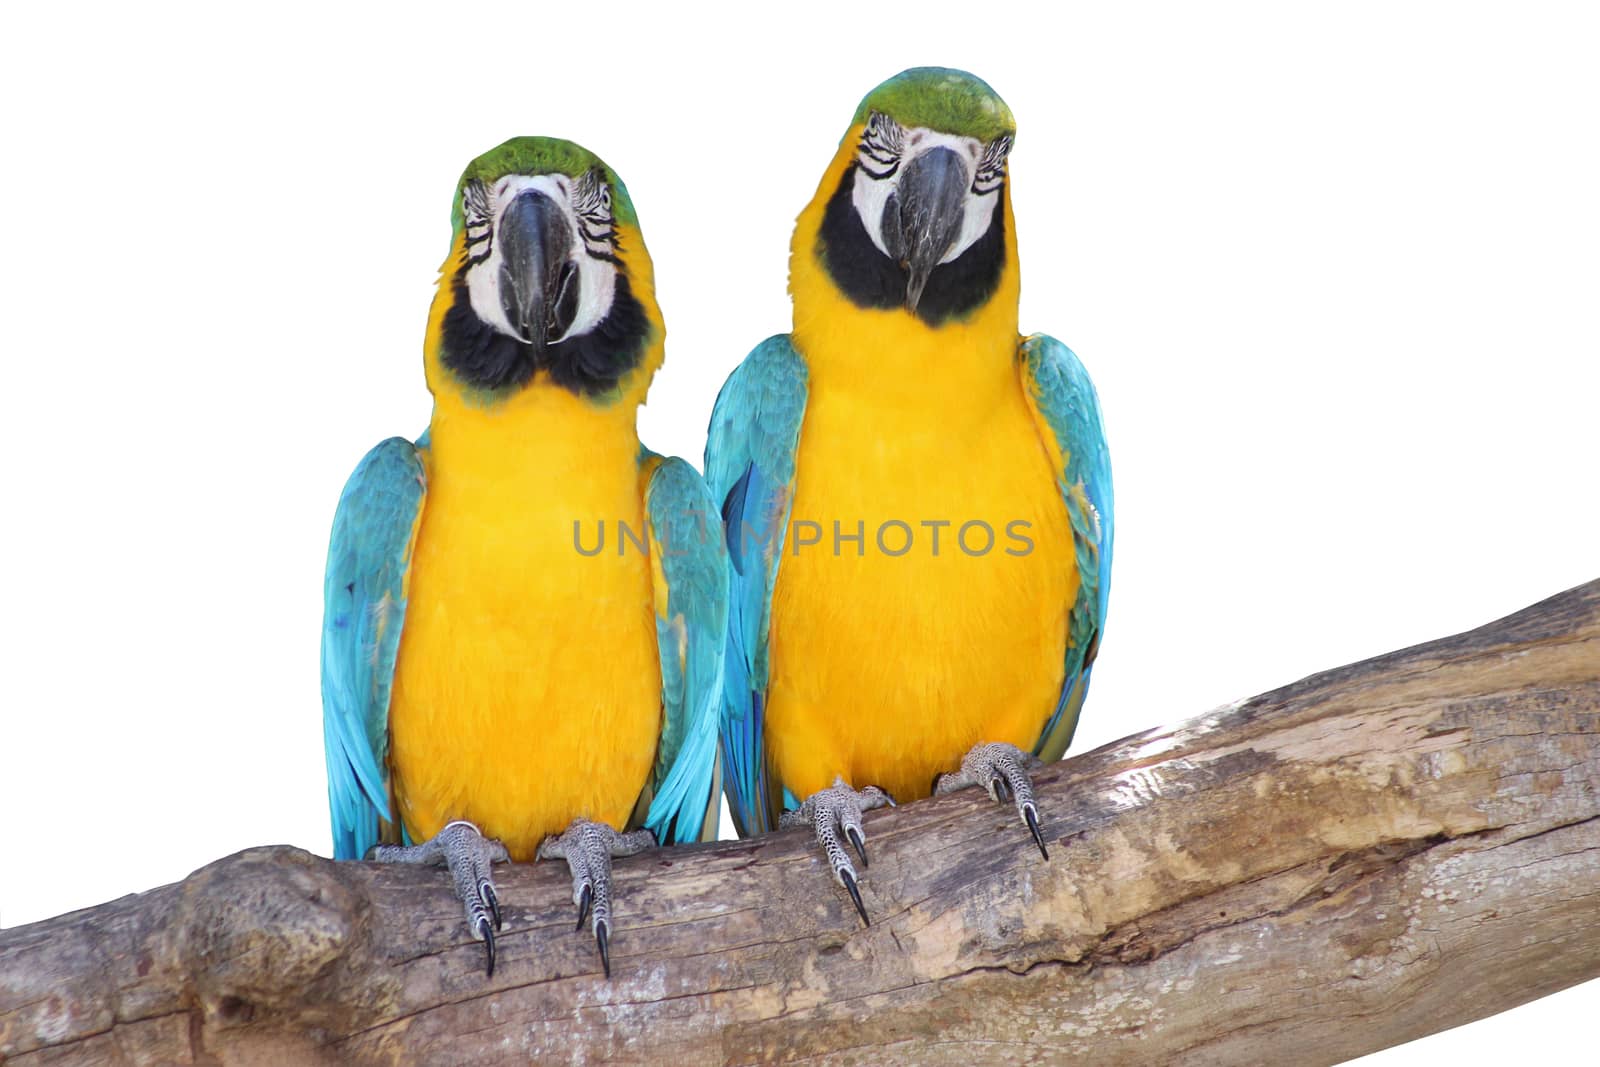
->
<box><xmin>1021</xmin><ymin>334</ymin><xmax>1114</xmax><ymax>761</ymax></box>
<box><xmin>321</xmin><ymin>437</ymin><xmax>426</xmax><ymax>860</ymax></box>
<box><xmin>703</xmin><ymin>335</ymin><xmax>810</xmax><ymax>837</ymax></box>
<box><xmin>640</xmin><ymin>454</ymin><xmax>731</xmax><ymax>845</ymax></box>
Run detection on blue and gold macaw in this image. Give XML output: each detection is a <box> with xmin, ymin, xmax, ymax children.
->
<box><xmin>706</xmin><ymin>69</ymin><xmax>1112</xmax><ymax>924</ymax></box>
<box><xmin>322</xmin><ymin>137</ymin><xmax>725</xmax><ymax>977</ymax></box>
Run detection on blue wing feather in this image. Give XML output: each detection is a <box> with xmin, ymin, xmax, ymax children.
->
<box><xmin>641</xmin><ymin>455</ymin><xmax>730</xmax><ymax>845</ymax></box>
<box><xmin>1021</xmin><ymin>334</ymin><xmax>1114</xmax><ymax>761</ymax></box>
<box><xmin>703</xmin><ymin>335</ymin><xmax>809</xmax><ymax>836</ymax></box>
<box><xmin>320</xmin><ymin>437</ymin><xmax>425</xmax><ymax>860</ymax></box>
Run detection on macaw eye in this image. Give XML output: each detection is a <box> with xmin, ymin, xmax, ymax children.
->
<box><xmin>857</xmin><ymin>110</ymin><xmax>905</xmax><ymax>180</ymax></box>
<box><xmin>972</xmin><ymin>134</ymin><xmax>1012</xmax><ymax>195</ymax></box>
<box><xmin>462</xmin><ymin>179</ymin><xmax>493</xmax><ymax>263</ymax></box>
<box><xmin>570</xmin><ymin>167</ymin><xmax>617</xmax><ymax>259</ymax></box>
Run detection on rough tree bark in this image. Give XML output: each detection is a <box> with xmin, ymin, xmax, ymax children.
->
<box><xmin>3</xmin><ymin>581</ymin><xmax>1599</xmax><ymax>1066</ymax></box>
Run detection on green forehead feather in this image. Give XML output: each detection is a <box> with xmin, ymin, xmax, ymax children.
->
<box><xmin>851</xmin><ymin>67</ymin><xmax>1016</xmax><ymax>143</ymax></box>
<box><xmin>449</xmin><ymin>135</ymin><xmax>639</xmax><ymax>232</ymax></box>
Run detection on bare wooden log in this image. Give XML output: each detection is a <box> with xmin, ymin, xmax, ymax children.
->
<box><xmin>3</xmin><ymin>581</ymin><xmax>1598</xmax><ymax>1065</ymax></box>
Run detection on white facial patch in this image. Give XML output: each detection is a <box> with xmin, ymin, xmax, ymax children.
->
<box><xmin>460</xmin><ymin>172</ymin><xmax>618</xmax><ymax>344</ymax></box>
<box><xmin>850</xmin><ymin>118</ymin><xmax>1007</xmax><ymax>266</ymax></box>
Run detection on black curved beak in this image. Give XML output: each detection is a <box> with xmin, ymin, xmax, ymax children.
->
<box><xmin>498</xmin><ymin>189</ymin><xmax>578</xmax><ymax>349</ymax></box>
<box><xmin>881</xmin><ymin>146</ymin><xmax>969</xmax><ymax>313</ymax></box>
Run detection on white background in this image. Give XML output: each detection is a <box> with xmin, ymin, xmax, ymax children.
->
<box><xmin>2</xmin><ymin>2</ymin><xmax>1595</xmax><ymax>1061</ymax></box>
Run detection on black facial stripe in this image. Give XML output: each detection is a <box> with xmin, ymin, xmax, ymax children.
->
<box><xmin>571</xmin><ymin>167</ymin><xmax>619</xmax><ymax>257</ymax></box>
<box><xmin>571</xmin><ymin>168</ymin><xmax>613</xmax><ymax>224</ymax></box>
<box><xmin>858</xmin><ymin>159</ymin><xmax>899</xmax><ymax>181</ymax></box>
<box><xmin>439</xmin><ymin>266</ymin><xmax>651</xmax><ymax>396</ymax></box>
<box><xmin>465</xmin><ymin>216</ymin><xmax>493</xmax><ymax>262</ymax></box>
<box><xmin>816</xmin><ymin>162</ymin><xmax>1005</xmax><ymax>327</ymax></box>
<box><xmin>462</xmin><ymin>179</ymin><xmax>493</xmax><ymax>231</ymax></box>
<box><xmin>862</xmin><ymin>111</ymin><xmax>904</xmax><ymax>152</ymax></box>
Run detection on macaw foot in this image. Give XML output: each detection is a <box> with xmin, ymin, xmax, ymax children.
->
<box><xmin>536</xmin><ymin>820</ymin><xmax>656</xmax><ymax>979</ymax></box>
<box><xmin>934</xmin><ymin>741</ymin><xmax>1050</xmax><ymax>860</ymax></box>
<box><xmin>779</xmin><ymin>777</ymin><xmax>896</xmax><ymax>928</ymax></box>
<box><xmin>368</xmin><ymin>820</ymin><xmax>510</xmax><ymax>976</ymax></box>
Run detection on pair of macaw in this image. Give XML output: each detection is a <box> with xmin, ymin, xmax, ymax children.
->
<box><xmin>322</xmin><ymin>68</ymin><xmax>1113</xmax><ymax>980</ymax></box>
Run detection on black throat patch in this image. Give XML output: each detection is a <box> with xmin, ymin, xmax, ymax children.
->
<box><xmin>816</xmin><ymin>163</ymin><xmax>1006</xmax><ymax>327</ymax></box>
<box><xmin>439</xmin><ymin>270</ymin><xmax>650</xmax><ymax>396</ymax></box>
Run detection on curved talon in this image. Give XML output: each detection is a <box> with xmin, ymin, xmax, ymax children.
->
<box><xmin>482</xmin><ymin>881</ymin><xmax>502</xmax><ymax>931</ymax></box>
<box><xmin>543</xmin><ymin>819</ymin><xmax>653</xmax><ymax>982</ymax></box>
<box><xmin>475</xmin><ymin>914</ymin><xmax>497</xmax><ymax>978</ymax></box>
<box><xmin>794</xmin><ymin>779</ymin><xmax>892</xmax><ymax>929</ymax></box>
<box><xmin>575</xmin><ymin>883</ymin><xmax>592</xmax><ymax>932</ymax></box>
<box><xmin>846</xmin><ymin>825</ymin><xmax>869</xmax><ymax>868</ymax></box>
<box><xmin>839</xmin><ymin>868</ymin><xmax>869</xmax><ymax>927</ymax></box>
<box><xmin>368</xmin><ymin>821</ymin><xmax>509</xmax><ymax>982</ymax></box>
<box><xmin>940</xmin><ymin>742</ymin><xmax>1054</xmax><ymax>861</ymax></box>
<box><xmin>595</xmin><ymin>920</ymin><xmax>611</xmax><ymax>979</ymax></box>
<box><xmin>1023</xmin><ymin>805</ymin><xmax>1049</xmax><ymax>861</ymax></box>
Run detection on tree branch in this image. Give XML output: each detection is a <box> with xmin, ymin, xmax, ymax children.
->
<box><xmin>4</xmin><ymin>582</ymin><xmax>1599</xmax><ymax>1065</ymax></box>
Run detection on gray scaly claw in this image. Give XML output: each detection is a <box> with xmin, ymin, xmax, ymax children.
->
<box><xmin>781</xmin><ymin>777</ymin><xmax>895</xmax><ymax>928</ymax></box>
<box><xmin>935</xmin><ymin>742</ymin><xmax>1051</xmax><ymax>860</ymax></box>
<box><xmin>538</xmin><ymin>820</ymin><xmax>655</xmax><ymax>979</ymax></box>
<box><xmin>369</xmin><ymin>820</ymin><xmax>511</xmax><ymax>977</ymax></box>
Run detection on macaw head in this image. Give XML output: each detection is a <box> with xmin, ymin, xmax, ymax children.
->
<box><xmin>791</xmin><ymin>68</ymin><xmax>1019</xmax><ymax>332</ymax></box>
<box><xmin>426</xmin><ymin>137</ymin><xmax>661</xmax><ymax>404</ymax></box>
